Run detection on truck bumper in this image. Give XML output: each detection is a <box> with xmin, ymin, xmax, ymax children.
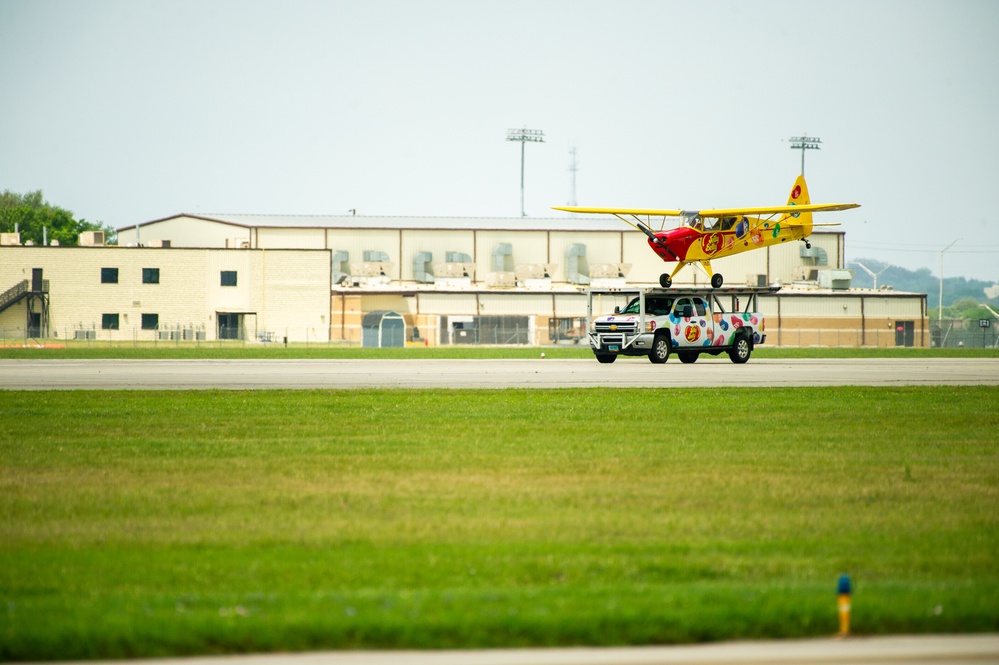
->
<box><xmin>589</xmin><ymin>332</ymin><xmax>652</xmax><ymax>355</ymax></box>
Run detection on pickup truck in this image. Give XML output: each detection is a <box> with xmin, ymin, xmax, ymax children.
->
<box><xmin>586</xmin><ymin>286</ymin><xmax>777</xmax><ymax>364</ymax></box>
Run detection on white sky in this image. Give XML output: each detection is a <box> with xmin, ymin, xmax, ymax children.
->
<box><xmin>2</xmin><ymin>0</ymin><xmax>997</xmax><ymax>281</ymax></box>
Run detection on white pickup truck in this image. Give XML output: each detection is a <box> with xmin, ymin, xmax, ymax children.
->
<box><xmin>586</xmin><ymin>286</ymin><xmax>778</xmax><ymax>364</ymax></box>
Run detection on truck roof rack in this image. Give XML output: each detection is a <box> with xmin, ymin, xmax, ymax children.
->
<box><xmin>586</xmin><ymin>285</ymin><xmax>782</xmax><ymax>296</ymax></box>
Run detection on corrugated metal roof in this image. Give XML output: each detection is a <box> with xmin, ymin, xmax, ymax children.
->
<box><xmin>123</xmin><ymin>213</ymin><xmax>631</xmax><ymax>232</ymax></box>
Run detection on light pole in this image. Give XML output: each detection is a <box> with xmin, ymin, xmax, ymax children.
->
<box><xmin>939</xmin><ymin>239</ymin><xmax>960</xmax><ymax>322</ymax></box>
<box><xmin>507</xmin><ymin>127</ymin><xmax>545</xmax><ymax>217</ymax></box>
<box><xmin>789</xmin><ymin>134</ymin><xmax>821</xmax><ymax>176</ymax></box>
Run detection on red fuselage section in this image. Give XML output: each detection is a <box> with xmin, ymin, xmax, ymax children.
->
<box><xmin>649</xmin><ymin>227</ymin><xmax>700</xmax><ymax>263</ymax></box>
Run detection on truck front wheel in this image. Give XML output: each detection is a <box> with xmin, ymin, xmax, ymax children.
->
<box><xmin>678</xmin><ymin>351</ymin><xmax>698</xmax><ymax>364</ymax></box>
<box><xmin>595</xmin><ymin>353</ymin><xmax>617</xmax><ymax>364</ymax></box>
<box><xmin>729</xmin><ymin>333</ymin><xmax>752</xmax><ymax>364</ymax></box>
<box><xmin>649</xmin><ymin>334</ymin><xmax>671</xmax><ymax>364</ymax></box>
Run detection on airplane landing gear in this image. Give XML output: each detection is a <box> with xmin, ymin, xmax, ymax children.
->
<box><xmin>659</xmin><ymin>274</ymin><xmax>672</xmax><ymax>288</ymax></box>
<box><xmin>711</xmin><ymin>273</ymin><xmax>724</xmax><ymax>289</ymax></box>
<box><xmin>803</xmin><ymin>239</ymin><xmax>812</xmax><ymax>249</ymax></box>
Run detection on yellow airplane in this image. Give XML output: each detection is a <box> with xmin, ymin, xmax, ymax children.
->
<box><xmin>554</xmin><ymin>175</ymin><xmax>859</xmax><ymax>288</ymax></box>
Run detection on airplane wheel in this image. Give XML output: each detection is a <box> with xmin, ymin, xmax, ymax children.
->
<box><xmin>649</xmin><ymin>333</ymin><xmax>671</xmax><ymax>364</ymax></box>
<box><xmin>659</xmin><ymin>274</ymin><xmax>672</xmax><ymax>288</ymax></box>
<box><xmin>711</xmin><ymin>273</ymin><xmax>724</xmax><ymax>289</ymax></box>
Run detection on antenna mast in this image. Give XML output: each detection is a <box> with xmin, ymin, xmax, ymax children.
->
<box><xmin>568</xmin><ymin>145</ymin><xmax>579</xmax><ymax>207</ymax></box>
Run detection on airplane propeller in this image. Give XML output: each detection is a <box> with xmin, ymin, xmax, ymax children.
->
<box><xmin>637</xmin><ymin>222</ymin><xmax>680</xmax><ymax>260</ymax></box>
<box><xmin>636</xmin><ymin>221</ymin><xmax>660</xmax><ymax>243</ymax></box>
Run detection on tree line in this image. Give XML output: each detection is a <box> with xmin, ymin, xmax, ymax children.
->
<box><xmin>0</xmin><ymin>190</ymin><xmax>117</xmax><ymax>246</ymax></box>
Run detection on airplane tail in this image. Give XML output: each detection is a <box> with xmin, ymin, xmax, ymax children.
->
<box><xmin>786</xmin><ymin>174</ymin><xmax>813</xmax><ymax>236</ymax></box>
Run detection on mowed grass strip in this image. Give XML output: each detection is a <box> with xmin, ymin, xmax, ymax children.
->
<box><xmin>1</xmin><ymin>387</ymin><xmax>997</xmax><ymax>659</ymax></box>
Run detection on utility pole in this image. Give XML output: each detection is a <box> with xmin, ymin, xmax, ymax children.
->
<box><xmin>789</xmin><ymin>134</ymin><xmax>822</xmax><ymax>176</ymax></box>
<box><xmin>938</xmin><ymin>239</ymin><xmax>960</xmax><ymax>322</ymax></box>
<box><xmin>506</xmin><ymin>127</ymin><xmax>545</xmax><ymax>217</ymax></box>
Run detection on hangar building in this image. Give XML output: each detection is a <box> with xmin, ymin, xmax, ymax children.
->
<box><xmin>0</xmin><ymin>214</ymin><xmax>927</xmax><ymax>346</ymax></box>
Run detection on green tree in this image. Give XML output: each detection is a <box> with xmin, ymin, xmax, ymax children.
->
<box><xmin>946</xmin><ymin>297</ymin><xmax>995</xmax><ymax>325</ymax></box>
<box><xmin>0</xmin><ymin>190</ymin><xmax>116</xmax><ymax>246</ymax></box>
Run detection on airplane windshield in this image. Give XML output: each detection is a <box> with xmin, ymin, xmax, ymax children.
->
<box><xmin>682</xmin><ymin>212</ymin><xmax>702</xmax><ymax>230</ymax></box>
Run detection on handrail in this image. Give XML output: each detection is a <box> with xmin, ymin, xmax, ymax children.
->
<box><xmin>0</xmin><ymin>280</ymin><xmax>29</xmax><ymax>311</ymax></box>
<box><xmin>0</xmin><ymin>279</ymin><xmax>48</xmax><ymax>314</ymax></box>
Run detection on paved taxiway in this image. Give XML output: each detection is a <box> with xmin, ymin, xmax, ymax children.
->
<box><xmin>48</xmin><ymin>634</ymin><xmax>999</xmax><ymax>665</ymax></box>
<box><xmin>1</xmin><ymin>357</ymin><xmax>997</xmax><ymax>390</ymax></box>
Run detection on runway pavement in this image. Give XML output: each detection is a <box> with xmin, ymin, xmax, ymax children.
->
<box><xmin>45</xmin><ymin>634</ymin><xmax>999</xmax><ymax>665</ymax></box>
<box><xmin>0</xmin><ymin>357</ymin><xmax>997</xmax><ymax>390</ymax></box>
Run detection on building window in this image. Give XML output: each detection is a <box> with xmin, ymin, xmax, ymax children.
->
<box><xmin>141</xmin><ymin>313</ymin><xmax>159</xmax><ymax>330</ymax></box>
<box><xmin>102</xmin><ymin>313</ymin><xmax>119</xmax><ymax>330</ymax></box>
<box><xmin>101</xmin><ymin>267</ymin><xmax>118</xmax><ymax>284</ymax></box>
<box><xmin>142</xmin><ymin>268</ymin><xmax>160</xmax><ymax>284</ymax></box>
<box><xmin>221</xmin><ymin>270</ymin><xmax>237</xmax><ymax>287</ymax></box>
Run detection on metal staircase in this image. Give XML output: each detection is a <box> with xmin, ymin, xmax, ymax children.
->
<box><xmin>0</xmin><ymin>277</ymin><xmax>50</xmax><ymax>337</ymax></box>
<box><xmin>0</xmin><ymin>280</ymin><xmax>32</xmax><ymax>313</ymax></box>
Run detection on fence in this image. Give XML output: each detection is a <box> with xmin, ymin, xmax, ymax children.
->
<box><xmin>2</xmin><ymin>320</ymin><xmax>996</xmax><ymax>349</ymax></box>
<box><xmin>931</xmin><ymin>320</ymin><xmax>999</xmax><ymax>349</ymax></box>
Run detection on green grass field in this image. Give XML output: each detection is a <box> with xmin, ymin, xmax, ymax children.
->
<box><xmin>1</xmin><ymin>387</ymin><xmax>997</xmax><ymax>660</ymax></box>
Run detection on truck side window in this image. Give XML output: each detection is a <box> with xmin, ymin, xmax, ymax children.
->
<box><xmin>674</xmin><ymin>298</ymin><xmax>693</xmax><ymax>318</ymax></box>
<box><xmin>646</xmin><ymin>298</ymin><xmax>673</xmax><ymax>316</ymax></box>
<box><xmin>693</xmin><ymin>298</ymin><xmax>707</xmax><ymax>317</ymax></box>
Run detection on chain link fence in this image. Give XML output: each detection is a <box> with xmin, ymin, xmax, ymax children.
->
<box><xmin>931</xmin><ymin>319</ymin><xmax>999</xmax><ymax>349</ymax></box>
<box><xmin>2</xmin><ymin>319</ymin><xmax>996</xmax><ymax>349</ymax></box>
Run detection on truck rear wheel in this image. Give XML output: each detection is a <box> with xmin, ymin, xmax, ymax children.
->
<box><xmin>649</xmin><ymin>334</ymin><xmax>671</xmax><ymax>364</ymax></box>
<box><xmin>729</xmin><ymin>333</ymin><xmax>752</xmax><ymax>363</ymax></box>
<box><xmin>595</xmin><ymin>353</ymin><xmax>617</xmax><ymax>364</ymax></box>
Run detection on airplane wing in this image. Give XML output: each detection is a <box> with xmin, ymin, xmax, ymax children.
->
<box><xmin>695</xmin><ymin>203</ymin><xmax>860</xmax><ymax>217</ymax></box>
<box><xmin>553</xmin><ymin>203</ymin><xmax>858</xmax><ymax>217</ymax></box>
<box><xmin>552</xmin><ymin>206</ymin><xmax>685</xmax><ymax>216</ymax></box>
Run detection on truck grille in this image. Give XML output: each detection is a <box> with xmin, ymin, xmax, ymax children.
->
<box><xmin>595</xmin><ymin>321</ymin><xmax>639</xmax><ymax>334</ymax></box>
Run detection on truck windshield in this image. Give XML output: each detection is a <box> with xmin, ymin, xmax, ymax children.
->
<box><xmin>621</xmin><ymin>298</ymin><xmax>642</xmax><ymax>314</ymax></box>
<box><xmin>620</xmin><ymin>297</ymin><xmax>674</xmax><ymax>315</ymax></box>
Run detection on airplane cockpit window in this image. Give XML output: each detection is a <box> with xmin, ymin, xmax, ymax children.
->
<box><xmin>682</xmin><ymin>212</ymin><xmax>702</xmax><ymax>230</ymax></box>
<box><xmin>703</xmin><ymin>217</ymin><xmax>720</xmax><ymax>231</ymax></box>
<box><xmin>719</xmin><ymin>216</ymin><xmax>738</xmax><ymax>230</ymax></box>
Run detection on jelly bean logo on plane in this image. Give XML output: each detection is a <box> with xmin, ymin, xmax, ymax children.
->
<box><xmin>700</xmin><ymin>232</ymin><xmax>723</xmax><ymax>257</ymax></box>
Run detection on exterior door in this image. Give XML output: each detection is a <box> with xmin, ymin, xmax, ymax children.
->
<box><xmin>218</xmin><ymin>313</ymin><xmax>242</xmax><ymax>340</ymax></box>
<box><xmin>895</xmin><ymin>321</ymin><xmax>914</xmax><ymax>347</ymax></box>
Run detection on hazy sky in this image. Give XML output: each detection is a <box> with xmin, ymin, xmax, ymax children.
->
<box><xmin>2</xmin><ymin>0</ymin><xmax>997</xmax><ymax>281</ymax></box>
